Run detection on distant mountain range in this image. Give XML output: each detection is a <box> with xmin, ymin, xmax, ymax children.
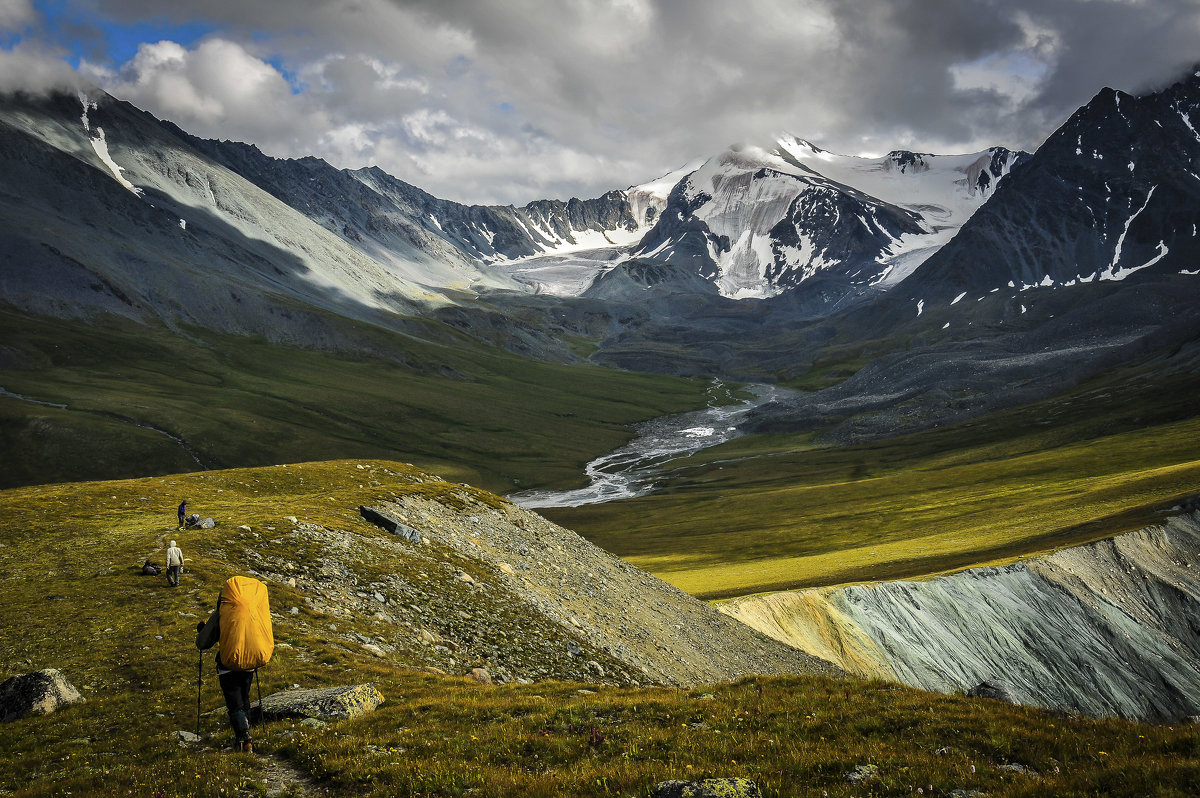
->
<box><xmin>2</xmin><ymin>69</ymin><xmax>1199</xmax><ymax>439</ymax></box>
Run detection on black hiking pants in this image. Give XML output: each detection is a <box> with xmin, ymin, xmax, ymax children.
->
<box><xmin>218</xmin><ymin>669</ymin><xmax>254</xmax><ymax>742</ymax></box>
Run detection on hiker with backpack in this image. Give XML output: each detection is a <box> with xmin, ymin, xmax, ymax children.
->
<box><xmin>195</xmin><ymin>576</ymin><xmax>274</xmax><ymax>753</ymax></box>
<box><xmin>165</xmin><ymin>540</ymin><xmax>184</xmax><ymax>586</ymax></box>
<box><xmin>178</xmin><ymin>500</ymin><xmax>188</xmax><ymax>529</ymax></box>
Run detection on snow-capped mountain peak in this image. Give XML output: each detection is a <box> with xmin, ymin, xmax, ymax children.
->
<box><xmin>631</xmin><ymin>135</ymin><xmax>1027</xmax><ymax>299</ymax></box>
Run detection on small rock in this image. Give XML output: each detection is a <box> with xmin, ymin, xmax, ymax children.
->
<box><xmin>237</xmin><ymin>525</ymin><xmax>252</xmax><ymax>534</ymax></box>
<box><xmin>176</xmin><ymin>730</ymin><xmax>201</xmax><ymax>744</ymax></box>
<box><xmin>846</xmin><ymin>764</ymin><xmax>879</xmax><ymax>784</ymax></box>
<box><xmin>289</xmin><ymin>606</ymin><xmax>300</xmax><ymax>615</ymax></box>
<box><xmin>466</xmin><ymin>668</ymin><xmax>493</xmax><ymax>685</ymax></box>
<box><xmin>498</xmin><ymin>562</ymin><xmax>514</xmax><ymax>575</ymax></box>
<box><xmin>999</xmin><ymin>763</ymin><xmax>1040</xmax><ymax>778</ymax></box>
<box><xmin>968</xmin><ymin>679</ymin><xmax>1020</xmax><ymax>704</ymax></box>
<box><xmin>285</xmin><ymin>516</ymin><xmax>298</xmax><ymax>524</ymax></box>
<box><xmin>287</xmin><ymin>578</ymin><xmax>296</xmax><ymax>588</ymax></box>
<box><xmin>300</xmin><ymin>717</ymin><xmax>327</xmax><ymax>729</ymax></box>
<box><xmin>198</xmin><ymin>517</ymin><xmax>216</xmax><ymax>529</ymax></box>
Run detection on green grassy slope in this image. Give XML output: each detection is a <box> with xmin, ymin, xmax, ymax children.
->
<box><xmin>2</xmin><ymin>463</ymin><xmax>1198</xmax><ymax>797</ymax></box>
<box><xmin>0</xmin><ymin>309</ymin><xmax>710</xmax><ymax>493</ymax></box>
<box><xmin>544</xmin><ymin>360</ymin><xmax>1200</xmax><ymax>598</ymax></box>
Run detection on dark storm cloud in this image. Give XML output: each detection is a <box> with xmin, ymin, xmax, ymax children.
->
<box><xmin>7</xmin><ymin>0</ymin><xmax>1199</xmax><ymax>203</ymax></box>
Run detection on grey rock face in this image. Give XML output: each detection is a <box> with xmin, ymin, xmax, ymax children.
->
<box><xmin>722</xmin><ymin>510</ymin><xmax>1200</xmax><ymax>722</ymax></box>
<box><xmin>0</xmin><ymin>668</ymin><xmax>85</xmax><ymax>722</ymax></box>
<box><xmin>256</xmin><ymin>683</ymin><xmax>384</xmax><ymax>721</ymax></box>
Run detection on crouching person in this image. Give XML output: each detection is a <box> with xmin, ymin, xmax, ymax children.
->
<box><xmin>196</xmin><ymin>576</ymin><xmax>274</xmax><ymax>753</ymax></box>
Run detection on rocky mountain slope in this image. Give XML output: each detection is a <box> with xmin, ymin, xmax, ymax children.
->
<box><xmin>0</xmin><ymin>91</ymin><xmax>470</xmax><ymax>339</ymax></box>
<box><xmin>160</xmin><ymin>460</ymin><xmax>839</xmax><ymax>688</ymax></box>
<box><xmin>180</xmin><ymin>132</ymin><xmax>650</xmax><ymax>270</ymax></box>
<box><xmin>905</xmin><ymin>69</ymin><xmax>1200</xmax><ymax>304</ymax></box>
<box><xmin>720</xmin><ymin>507</ymin><xmax>1200</xmax><ymax>722</ymax></box>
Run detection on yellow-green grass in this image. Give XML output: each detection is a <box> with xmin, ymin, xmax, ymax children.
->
<box><xmin>544</xmin><ymin>366</ymin><xmax>1200</xmax><ymax>598</ymax></box>
<box><xmin>3</xmin><ymin>462</ymin><xmax>1199</xmax><ymax>797</ymax></box>
<box><xmin>0</xmin><ymin>309</ymin><xmax>711</xmax><ymax>493</ymax></box>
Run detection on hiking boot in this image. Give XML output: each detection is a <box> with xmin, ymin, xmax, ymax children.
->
<box><xmin>239</xmin><ymin>739</ymin><xmax>254</xmax><ymax>754</ymax></box>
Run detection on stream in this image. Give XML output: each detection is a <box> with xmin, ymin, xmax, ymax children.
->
<box><xmin>509</xmin><ymin>382</ymin><xmax>794</xmax><ymax>509</ymax></box>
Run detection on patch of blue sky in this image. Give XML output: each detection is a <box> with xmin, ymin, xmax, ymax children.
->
<box><xmin>261</xmin><ymin>53</ymin><xmax>308</xmax><ymax>95</ymax></box>
<box><xmin>35</xmin><ymin>0</ymin><xmax>217</xmax><ymax>66</ymax></box>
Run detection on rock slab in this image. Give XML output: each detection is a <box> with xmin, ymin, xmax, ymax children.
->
<box><xmin>257</xmin><ymin>683</ymin><xmax>384</xmax><ymax>721</ymax></box>
<box><xmin>360</xmin><ymin>506</ymin><xmax>422</xmax><ymax>543</ymax></box>
<box><xmin>652</xmin><ymin>779</ymin><xmax>762</xmax><ymax>798</ymax></box>
<box><xmin>0</xmin><ymin>668</ymin><xmax>85</xmax><ymax>722</ymax></box>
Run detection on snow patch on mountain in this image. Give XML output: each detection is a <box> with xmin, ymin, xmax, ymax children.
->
<box><xmin>88</xmin><ymin>127</ymin><xmax>143</xmax><ymax>197</ymax></box>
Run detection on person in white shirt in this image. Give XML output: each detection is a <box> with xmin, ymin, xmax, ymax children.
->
<box><xmin>165</xmin><ymin>540</ymin><xmax>184</xmax><ymax>586</ymax></box>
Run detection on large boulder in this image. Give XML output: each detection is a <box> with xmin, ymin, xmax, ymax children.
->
<box><xmin>652</xmin><ymin>779</ymin><xmax>762</xmax><ymax>798</ymax></box>
<box><xmin>256</xmin><ymin>683</ymin><xmax>383</xmax><ymax>721</ymax></box>
<box><xmin>0</xmin><ymin>669</ymin><xmax>85</xmax><ymax>722</ymax></box>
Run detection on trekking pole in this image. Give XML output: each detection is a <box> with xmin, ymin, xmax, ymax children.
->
<box><xmin>254</xmin><ymin>668</ymin><xmax>265</xmax><ymax>743</ymax></box>
<box><xmin>196</xmin><ymin>651</ymin><xmax>203</xmax><ymax>737</ymax></box>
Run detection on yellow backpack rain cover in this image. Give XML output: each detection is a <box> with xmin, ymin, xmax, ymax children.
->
<box><xmin>219</xmin><ymin>576</ymin><xmax>274</xmax><ymax>670</ymax></box>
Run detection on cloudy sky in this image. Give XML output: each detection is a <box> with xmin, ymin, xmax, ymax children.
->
<box><xmin>1</xmin><ymin>0</ymin><xmax>1198</xmax><ymax>205</ymax></box>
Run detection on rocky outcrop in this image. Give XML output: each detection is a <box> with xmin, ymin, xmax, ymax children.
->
<box><xmin>0</xmin><ymin>668</ymin><xmax>85</xmax><ymax>722</ymax></box>
<box><xmin>257</xmin><ymin>683</ymin><xmax>384</xmax><ymax>721</ymax></box>
<box><xmin>719</xmin><ymin>509</ymin><xmax>1200</xmax><ymax>721</ymax></box>
<box><xmin>241</xmin><ymin>463</ymin><xmax>840</xmax><ymax>690</ymax></box>
<box><xmin>360</xmin><ymin>493</ymin><xmax>842</xmax><ymax>688</ymax></box>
